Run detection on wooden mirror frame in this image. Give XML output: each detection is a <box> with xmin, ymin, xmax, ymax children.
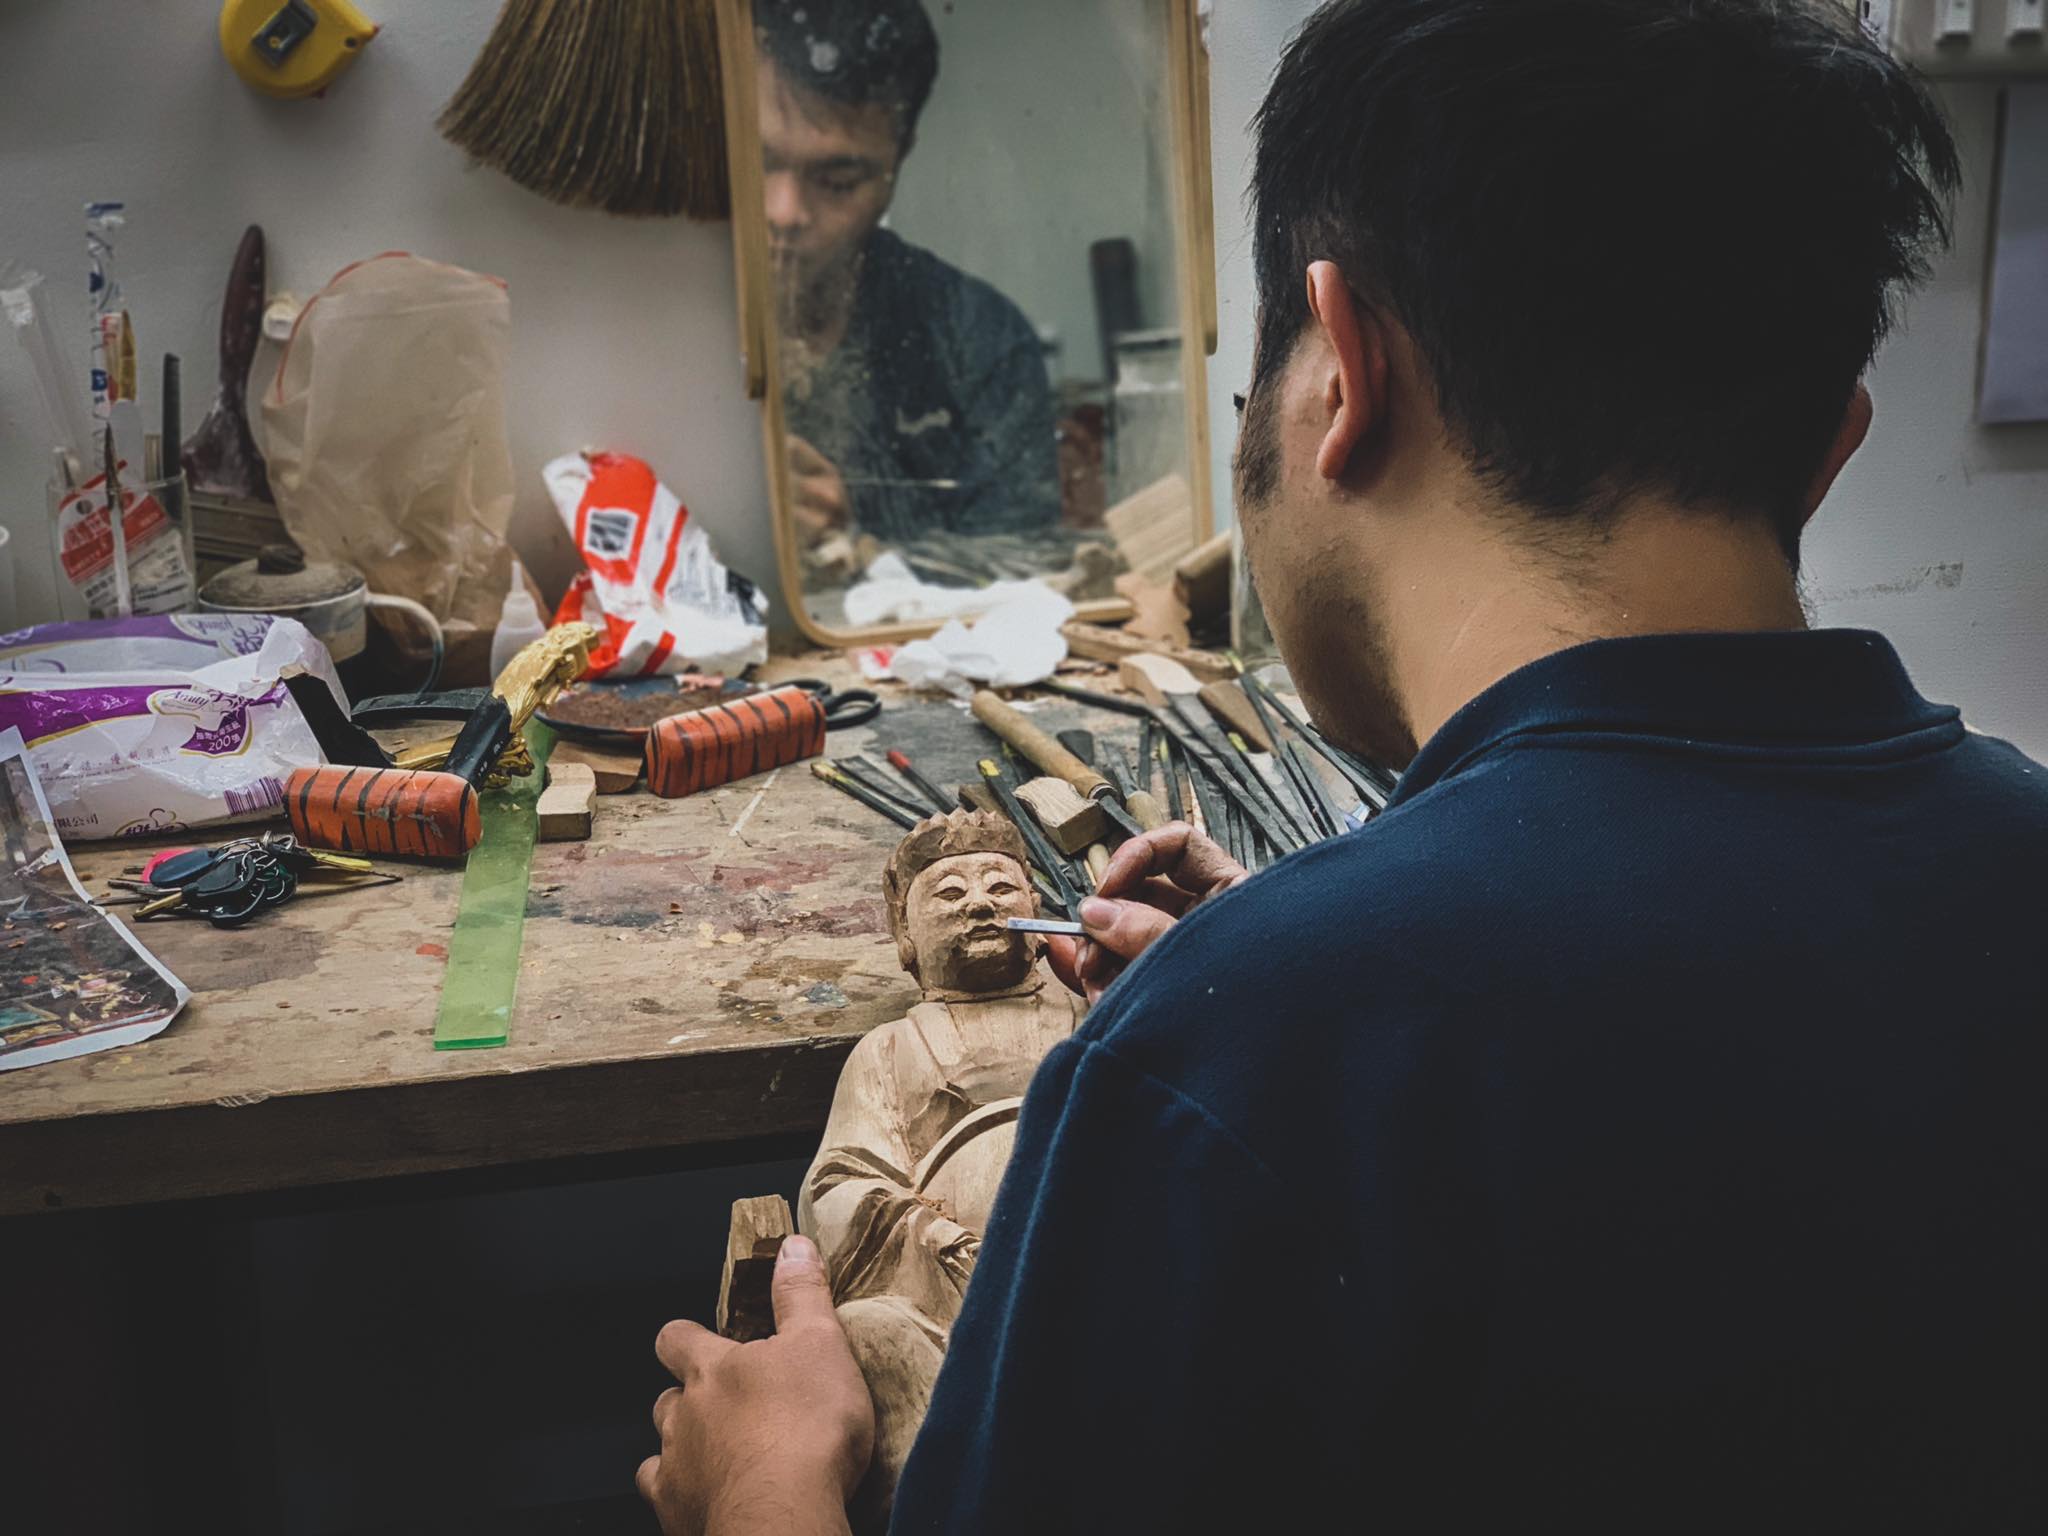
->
<box><xmin>713</xmin><ymin>0</ymin><xmax>1220</xmax><ymax>647</ymax></box>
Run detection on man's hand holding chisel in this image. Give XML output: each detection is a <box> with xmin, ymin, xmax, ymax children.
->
<box><xmin>1040</xmin><ymin>822</ymin><xmax>1251</xmax><ymax>1006</ymax></box>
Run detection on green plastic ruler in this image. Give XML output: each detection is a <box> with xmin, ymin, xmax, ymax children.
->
<box><xmin>433</xmin><ymin>723</ymin><xmax>554</xmax><ymax>1051</ymax></box>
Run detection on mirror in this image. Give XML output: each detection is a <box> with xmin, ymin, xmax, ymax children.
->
<box><xmin>716</xmin><ymin>0</ymin><xmax>1216</xmax><ymax>644</ymax></box>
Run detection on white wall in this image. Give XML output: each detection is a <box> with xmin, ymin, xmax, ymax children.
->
<box><xmin>0</xmin><ymin>0</ymin><xmax>772</xmax><ymax>625</ymax></box>
<box><xmin>1205</xmin><ymin>6</ymin><xmax>2048</xmax><ymax>757</ymax></box>
<box><xmin>1205</xmin><ymin>0</ymin><xmax>1320</xmax><ymax>516</ymax></box>
<box><xmin>7</xmin><ymin>3</ymin><xmax>2042</xmax><ymax>756</ymax></box>
<box><xmin>1807</xmin><ymin>84</ymin><xmax>2048</xmax><ymax>757</ymax></box>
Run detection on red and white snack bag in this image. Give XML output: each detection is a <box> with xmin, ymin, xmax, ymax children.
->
<box><xmin>544</xmin><ymin>451</ymin><xmax>769</xmax><ymax>679</ymax></box>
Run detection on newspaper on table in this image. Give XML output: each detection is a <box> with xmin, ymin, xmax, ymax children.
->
<box><xmin>0</xmin><ymin>727</ymin><xmax>188</xmax><ymax>1071</ymax></box>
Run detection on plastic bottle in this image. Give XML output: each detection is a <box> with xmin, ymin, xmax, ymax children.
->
<box><xmin>490</xmin><ymin>559</ymin><xmax>548</xmax><ymax>677</ymax></box>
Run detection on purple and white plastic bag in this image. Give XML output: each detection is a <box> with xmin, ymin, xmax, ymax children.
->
<box><xmin>0</xmin><ymin>616</ymin><xmax>343</xmax><ymax>841</ymax></box>
<box><xmin>0</xmin><ymin>613</ymin><xmax>283</xmax><ymax>674</ymax></box>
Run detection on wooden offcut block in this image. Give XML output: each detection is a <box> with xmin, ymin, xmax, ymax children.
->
<box><xmin>1118</xmin><ymin>652</ymin><xmax>1203</xmax><ymax>708</ymax></box>
<box><xmin>1102</xmin><ymin>474</ymin><xmax>1197</xmax><ymax>586</ymax></box>
<box><xmin>1014</xmin><ymin>776</ymin><xmax>1109</xmax><ymax>855</ymax></box>
<box><xmin>551</xmin><ymin>739</ymin><xmax>641</xmax><ymax>794</ymax></box>
<box><xmin>1060</xmin><ymin>622</ymin><xmax>1232</xmax><ymax>683</ymax></box>
<box><xmin>1172</xmin><ymin>531</ymin><xmax>1232</xmax><ymax>624</ymax></box>
<box><xmin>536</xmin><ymin>762</ymin><xmax>597</xmax><ymax>841</ymax></box>
<box><xmin>717</xmin><ymin>1195</ymin><xmax>795</xmax><ymax>1343</ymax></box>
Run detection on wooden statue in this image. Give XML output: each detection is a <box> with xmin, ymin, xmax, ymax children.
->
<box><xmin>717</xmin><ymin>810</ymin><xmax>1086</xmax><ymax>1531</ymax></box>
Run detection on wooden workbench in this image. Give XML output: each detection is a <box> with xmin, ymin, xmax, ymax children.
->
<box><xmin>0</xmin><ymin>672</ymin><xmax>1136</xmax><ymax>1218</ymax></box>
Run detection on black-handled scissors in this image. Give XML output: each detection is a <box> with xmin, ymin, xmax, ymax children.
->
<box><xmin>782</xmin><ymin>678</ymin><xmax>882</xmax><ymax>729</ymax></box>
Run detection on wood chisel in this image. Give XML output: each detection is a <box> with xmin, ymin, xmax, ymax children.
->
<box><xmin>1034</xmin><ymin>675</ymin><xmax>1289</xmax><ymax>845</ymax></box>
<box><xmin>1008</xmin><ymin>917</ymin><xmax>1085</xmax><ymax>937</ymax></box>
<box><xmin>1234</xmin><ymin>675</ymin><xmax>1330</xmax><ymax>836</ymax></box>
<box><xmin>971</xmin><ymin>690</ymin><xmax>1146</xmax><ymax>840</ymax></box>
<box><xmin>1054</xmin><ymin>727</ymin><xmax>1146</xmax><ymax>840</ymax></box>
<box><xmin>979</xmin><ymin>758</ymin><xmax>1083</xmax><ymax>918</ymax></box>
<box><xmin>886</xmin><ymin>749</ymin><xmax>955</xmax><ymax>815</ymax></box>
<box><xmin>840</xmin><ymin>755</ymin><xmax>935</xmax><ymax>821</ymax></box>
<box><xmin>1241</xmin><ymin>672</ymin><xmax>1396</xmax><ymax>812</ymax></box>
<box><xmin>1168</xmin><ymin>696</ymin><xmax>1305</xmax><ymax>850</ymax></box>
<box><xmin>1287</xmin><ymin>740</ymin><xmax>1351</xmax><ymax>835</ymax></box>
<box><xmin>1102</xmin><ymin>755</ymin><xmax>1167</xmax><ymax>831</ymax></box>
<box><xmin>1156</xmin><ymin>734</ymin><xmax>1186</xmax><ymax>823</ymax></box>
<box><xmin>812</xmin><ymin>761</ymin><xmax>920</xmax><ymax>830</ymax></box>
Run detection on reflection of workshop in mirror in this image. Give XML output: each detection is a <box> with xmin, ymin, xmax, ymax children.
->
<box><xmin>713</xmin><ymin>0</ymin><xmax>1220</xmax><ymax>644</ymax></box>
<box><xmin>8</xmin><ymin>0</ymin><xmax>2048</xmax><ymax>1530</ymax></box>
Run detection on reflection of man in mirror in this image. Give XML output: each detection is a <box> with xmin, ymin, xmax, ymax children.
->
<box><xmin>756</xmin><ymin>1</ymin><xmax>1061</xmax><ymax>548</ymax></box>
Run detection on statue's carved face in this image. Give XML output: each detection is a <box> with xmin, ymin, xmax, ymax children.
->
<box><xmin>902</xmin><ymin>851</ymin><xmax>1036</xmax><ymax>992</ymax></box>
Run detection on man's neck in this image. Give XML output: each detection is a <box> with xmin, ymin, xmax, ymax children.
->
<box><xmin>1387</xmin><ymin>494</ymin><xmax>1807</xmax><ymax>752</ymax></box>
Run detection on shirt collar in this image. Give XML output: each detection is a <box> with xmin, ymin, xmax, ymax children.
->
<box><xmin>1388</xmin><ymin>628</ymin><xmax>1956</xmax><ymax>808</ymax></box>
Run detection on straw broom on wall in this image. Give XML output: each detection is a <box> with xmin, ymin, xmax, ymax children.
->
<box><xmin>438</xmin><ymin>0</ymin><xmax>730</xmax><ymax>219</ymax></box>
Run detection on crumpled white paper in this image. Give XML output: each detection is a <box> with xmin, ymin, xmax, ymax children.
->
<box><xmin>843</xmin><ymin>553</ymin><xmax>1059</xmax><ymax>628</ymax></box>
<box><xmin>858</xmin><ymin>581</ymin><xmax>1074</xmax><ymax>696</ymax></box>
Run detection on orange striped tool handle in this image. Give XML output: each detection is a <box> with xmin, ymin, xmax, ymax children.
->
<box><xmin>284</xmin><ymin>765</ymin><xmax>482</xmax><ymax>861</ymax></box>
<box><xmin>644</xmin><ymin>686</ymin><xmax>829</xmax><ymax>798</ymax></box>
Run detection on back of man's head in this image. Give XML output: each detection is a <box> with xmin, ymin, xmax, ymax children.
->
<box><xmin>1251</xmin><ymin>0</ymin><xmax>1958</xmax><ymax>556</ymax></box>
<box><xmin>755</xmin><ymin>0</ymin><xmax>940</xmax><ymax>150</ymax></box>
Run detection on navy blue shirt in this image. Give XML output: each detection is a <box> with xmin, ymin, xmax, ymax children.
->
<box><xmin>893</xmin><ymin>629</ymin><xmax>2048</xmax><ymax>1532</ymax></box>
<box><xmin>784</xmin><ymin>228</ymin><xmax>1061</xmax><ymax>546</ymax></box>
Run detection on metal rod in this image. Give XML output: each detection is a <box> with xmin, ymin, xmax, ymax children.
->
<box><xmin>1307</xmin><ymin>727</ymin><xmax>1399</xmax><ymax>802</ymax></box>
<box><xmin>1158</xmin><ymin>735</ymin><xmax>1186</xmax><ymax>823</ymax></box>
<box><xmin>839</xmin><ymin>756</ymin><xmax>933</xmax><ymax>821</ymax></box>
<box><xmin>1169</xmin><ymin>698</ymin><xmax>1303</xmax><ymax>850</ymax></box>
<box><xmin>1172</xmin><ymin>713</ymin><xmax>1287</xmax><ymax>849</ymax></box>
<box><xmin>1186</xmin><ymin>754</ymin><xmax>1229</xmax><ymax>851</ymax></box>
<box><xmin>812</xmin><ymin>761</ymin><xmax>919</xmax><ymax>830</ymax></box>
<box><xmin>1037</xmin><ymin>677</ymin><xmax>1152</xmax><ymax>717</ymax></box>
<box><xmin>1234</xmin><ymin>675</ymin><xmax>1328</xmax><ymax>838</ymax></box>
<box><xmin>1244</xmin><ymin>672</ymin><xmax>1391</xmax><ymax>810</ymax></box>
<box><xmin>885</xmin><ymin>749</ymin><xmax>955</xmax><ymax>815</ymax></box>
<box><xmin>1227</xmin><ymin>727</ymin><xmax>1318</xmax><ymax>846</ymax></box>
<box><xmin>979</xmin><ymin>758</ymin><xmax>1082</xmax><ymax>918</ymax></box>
<box><xmin>1287</xmin><ymin>740</ymin><xmax>1351</xmax><ymax>837</ymax></box>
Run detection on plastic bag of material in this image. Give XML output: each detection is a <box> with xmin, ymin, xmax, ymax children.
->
<box><xmin>0</xmin><ymin>614</ymin><xmax>286</xmax><ymax>675</ymax></box>
<box><xmin>0</xmin><ymin>617</ymin><xmax>342</xmax><ymax>841</ymax></box>
<box><xmin>545</xmin><ymin>451</ymin><xmax>769</xmax><ymax>677</ymax></box>
<box><xmin>259</xmin><ymin>253</ymin><xmax>514</xmax><ymax>631</ymax></box>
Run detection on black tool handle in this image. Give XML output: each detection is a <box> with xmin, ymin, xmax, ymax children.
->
<box><xmin>447</xmin><ymin>697</ymin><xmax>515</xmax><ymax>788</ymax></box>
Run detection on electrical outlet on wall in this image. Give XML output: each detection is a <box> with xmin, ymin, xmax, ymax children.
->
<box><xmin>2009</xmin><ymin>0</ymin><xmax>2046</xmax><ymax>39</ymax></box>
<box><xmin>1939</xmin><ymin>0</ymin><xmax>1978</xmax><ymax>40</ymax></box>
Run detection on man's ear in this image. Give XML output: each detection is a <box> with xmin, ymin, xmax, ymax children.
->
<box><xmin>1802</xmin><ymin>381</ymin><xmax>1873</xmax><ymax>526</ymax></box>
<box><xmin>1305</xmin><ymin>261</ymin><xmax>1389</xmax><ymax>484</ymax></box>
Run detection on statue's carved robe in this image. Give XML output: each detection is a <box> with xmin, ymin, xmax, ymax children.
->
<box><xmin>798</xmin><ymin>973</ymin><xmax>1084</xmax><ymax>1529</ymax></box>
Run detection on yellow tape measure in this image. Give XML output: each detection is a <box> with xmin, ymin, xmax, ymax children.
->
<box><xmin>219</xmin><ymin>0</ymin><xmax>378</xmax><ymax>99</ymax></box>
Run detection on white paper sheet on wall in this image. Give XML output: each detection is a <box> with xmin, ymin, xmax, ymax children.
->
<box><xmin>1979</xmin><ymin>84</ymin><xmax>2048</xmax><ymax>426</ymax></box>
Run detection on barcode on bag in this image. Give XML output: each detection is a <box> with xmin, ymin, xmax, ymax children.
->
<box><xmin>584</xmin><ymin>508</ymin><xmax>636</xmax><ymax>558</ymax></box>
<box><xmin>225</xmin><ymin>778</ymin><xmax>285</xmax><ymax>816</ymax></box>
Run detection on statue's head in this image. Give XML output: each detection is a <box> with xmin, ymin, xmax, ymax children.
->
<box><xmin>883</xmin><ymin>810</ymin><xmax>1039</xmax><ymax>993</ymax></box>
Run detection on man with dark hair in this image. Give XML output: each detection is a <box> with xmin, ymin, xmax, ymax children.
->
<box><xmin>753</xmin><ymin>0</ymin><xmax>1060</xmax><ymax>548</ymax></box>
<box><xmin>637</xmin><ymin>3</ymin><xmax>2047</xmax><ymax>1531</ymax></box>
